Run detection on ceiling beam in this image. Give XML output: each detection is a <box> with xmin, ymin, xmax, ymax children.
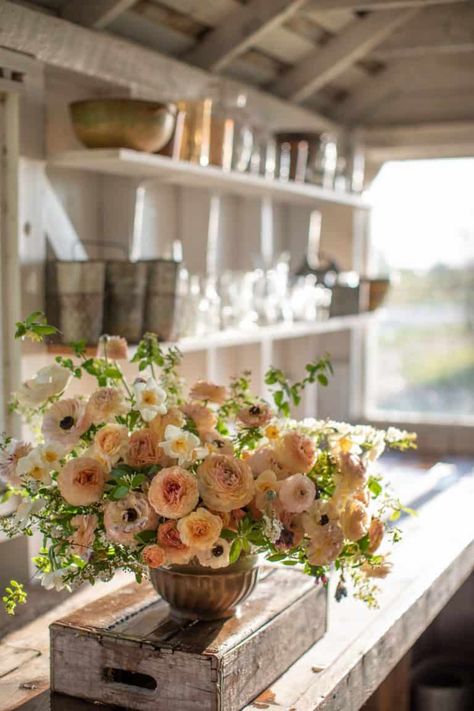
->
<box><xmin>273</xmin><ymin>8</ymin><xmax>419</xmax><ymax>102</ymax></box>
<box><xmin>183</xmin><ymin>0</ymin><xmax>308</xmax><ymax>73</ymax></box>
<box><xmin>307</xmin><ymin>0</ymin><xmax>466</xmax><ymax>11</ymax></box>
<box><xmin>363</xmin><ymin>121</ymin><xmax>474</xmax><ymax>159</ymax></box>
<box><xmin>62</xmin><ymin>0</ymin><xmax>138</xmax><ymax>30</ymax></box>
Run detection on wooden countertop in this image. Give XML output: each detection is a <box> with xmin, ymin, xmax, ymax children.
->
<box><xmin>1</xmin><ymin>456</ymin><xmax>473</xmax><ymax>711</ymax></box>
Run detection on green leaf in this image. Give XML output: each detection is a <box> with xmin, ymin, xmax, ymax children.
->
<box><xmin>229</xmin><ymin>539</ymin><xmax>242</xmax><ymax>564</ymax></box>
<box><xmin>220</xmin><ymin>528</ymin><xmax>237</xmax><ymax>541</ymax></box>
<box><xmin>111</xmin><ymin>485</ymin><xmax>129</xmax><ymax>500</ymax></box>
<box><xmin>135</xmin><ymin>530</ymin><xmax>157</xmax><ymax>544</ymax></box>
<box><xmin>368</xmin><ymin>477</ymin><xmax>383</xmax><ymax>498</ymax></box>
<box><xmin>266</xmin><ymin>553</ymin><xmax>286</xmax><ymax>562</ymax></box>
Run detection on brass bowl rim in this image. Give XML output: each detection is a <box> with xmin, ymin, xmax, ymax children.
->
<box><xmin>70</xmin><ymin>98</ymin><xmax>177</xmax><ymax>114</ymax></box>
<box><xmin>158</xmin><ymin>554</ymin><xmax>260</xmax><ymax>577</ymax></box>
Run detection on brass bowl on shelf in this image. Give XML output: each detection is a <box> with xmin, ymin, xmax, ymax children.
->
<box><xmin>70</xmin><ymin>99</ymin><xmax>177</xmax><ymax>153</ymax></box>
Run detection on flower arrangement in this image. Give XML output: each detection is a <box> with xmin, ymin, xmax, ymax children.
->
<box><xmin>0</xmin><ymin>312</ymin><xmax>416</xmax><ymax>614</ymax></box>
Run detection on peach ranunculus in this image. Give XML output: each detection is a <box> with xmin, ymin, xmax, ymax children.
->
<box><xmin>237</xmin><ymin>403</ymin><xmax>273</xmax><ymax>429</ymax></box>
<box><xmin>157</xmin><ymin>520</ymin><xmax>193</xmax><ymax>564</ymax></box>
<box><xmin>126</xmin><ymin>429</ymin><xmax>167</xmax><ymax>468</ymax></box>
<box><xmin>197</xmin><ymin>454</ymin><xmax>255</xmax><ymax>512</ymax></box>
<box><xmin>94</xmin><ymin>424</ymin><xmax>128</xmax><ymax>465</ymax></box>
<box><xmin>247</xmin><ymin>447</ymin><xmax>290</xmax><ymax>481</ymax></box>
<box><xmin>96</xmin><ymin>335</ymin><xmax>128</xmax><ymax>360</ymax></box>
<box><xmin>148</xmin><ymin>466</ymin><xmax>199</xmax><ymax>519</ymax></box>
<box><xmin>278</xmin><ymin>473</ymin><xmax>316</xmax><ymax>514</ymax></box>
<box><xmin>149</xmin><ymin>407</ymin><xmax>185</xmax><ymax>441</ymax></box>
<box><xmin>197</xmin><ymin>537</ymin><xmax>231</xmax><ymax>568</ymax></box>
<box><xmin>104</xmin><ymin>492</ymin><xmax>158</xmax><ymax>546</ymax></box>
<box><xmin>58</xmin><ymin>457</ymin><xmax>107</xmax><ymax>505</ymax></box>
<box><xmin>368</xmin><ymin>517</ymin><xmax>384</xmax><ymax>553</ymax></box>
<box><xmin>69</xmin><ymin>514</ymin><xmax>97</xmax><ymax>559</ymax></box>
<box><xmin>42</xmin><ymin>398</ymin><xmax>91</xmax><ymax>450</ymax></box>
<box><xmin>189</xmin><ymin>380</ymin><xmax>227</xmax><ymax>405</ymax></box>
<box><xmin>341</xmin><ymin>499</ymin><xmax>370</xmax><ymax>542</ymax></box>
<box><xmin>142</xmin><ymin>544</ymin><xmax>166</xmax><ymax>568</ymax></box>
<box><xmin>275</xmin><ymin>431</ymin><xmax>316</xmax><ymax>474</ymax></box>
<box><xmin>177</xmin><ymin>507</ymin><xmax>222</xmax><ymax>550</ymax></box>
<box><xmin>181</xmin><ymin>403</ymin><xmax>217</xmax><ymax>435</ymax></box>
<box><xmin>86</xmin><ymin>387</ymin><xmax>130</xmax><ymax>424</ymax></box>
<box><xmin>306</xmin><ymin>521</ymin><xmax>345</xmax><ymax>566</ymax></box>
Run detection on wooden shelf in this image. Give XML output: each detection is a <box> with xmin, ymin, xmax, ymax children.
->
<box><xmin>36</xmin><ymin>314</ymin><xmax>372</xmax><ymax>358</ymax></box>
<box><xmin>48</xmin><ymin>149</ymin><xmax>371</xmax><ymax>210</ymax></box>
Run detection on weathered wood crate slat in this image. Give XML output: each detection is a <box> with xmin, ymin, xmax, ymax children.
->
<box><xmin>50</xmin><ymin>567</ymin><xmax>327</xmax><ymax>711</ymax></box>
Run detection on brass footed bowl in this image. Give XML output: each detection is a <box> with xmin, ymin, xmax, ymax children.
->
<box><xmin>70</xmin><ymin>99</ymin><xmax>177</xmax><ymax>153</ymax></box>
<box><xmin>150</xmin><ymin>555</ymin><xmax>260</xmax><ymax>621</ymax></box>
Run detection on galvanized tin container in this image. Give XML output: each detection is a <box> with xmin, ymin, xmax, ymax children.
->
<box><xmin>104</xmin><ymin>261</ymin><xmax>148</xmax><ymax>342</ymax></box>
<box><xmin>143</xmin><ymin>259</ymin><xmax>180</xmax><ymax>341</ymax></box>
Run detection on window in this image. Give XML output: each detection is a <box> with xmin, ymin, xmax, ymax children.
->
<box><xmin>365</xmin><ymin>159</ymin><xmax>474</xmax><ymax>424</ymax></box>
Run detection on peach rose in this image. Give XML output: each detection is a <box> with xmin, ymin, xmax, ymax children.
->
<box><xmin>157</xmin><ymin>520</ymin><xmax>193</xmax><ymax>564</ymax></box>
<box><xmin>197</xmin><ymin>454</ymin><xmax>255</xmax><ymax>512</ymax></box>
<box><xmin>104</xmin><ymin>492</ymin><xmax>158</xmax><ymax>546</ymax></box>
<box><xmin>94</xmin><ymin>424</ymin><xmax>128</xmax><ymax>465</ymax></box>
<box><xmin>181</xmin><ymin>403</ymin><xmax>217</xmax><ymax>435</ymax></box>
<box><xmin>177</xmin><ymin>507</ymin><xmax>222</xmax><ymax>550</ymax></box>
<box><xmin>278</xmin><ymin>473</ymin><xmax>316</xmax><ymax>514</ymax></box>
<box><xmin>368</xmin><ymin>517</ymin><xmax>384</xmax><ymax>553</ymax></box>
<box><xmin>247</xmin><ymin>447</ymin><xmax>290</xmax><ymax>480</ymax></box>
<box><xmin>341</xmin><ymin>499</ymin><xmax>370</xmax><ymax>542</ymax></box>
<box><xmin>149</xmin><ymin>407</ymin><xmax>185</xmax><ymax>441</ymax></box>
<box><xmin>307</xmin><ymin>521</ymin><xmax>344</xmax><ymax>566</ymax></box>
<box><xmin>69</xmin><ymin>514</ymin><xmax>97</xmax><ymax>559</ymax></box>
<box><xmin>337</xmin><ymin>452</ymin><xmax>368</xmax><ymax>493</ymax></box>
<box><xmin>148</xmin><ymin>466</ymin><xmax>199</xmax><ymax>519</ymax></box>
<box><xmin>58</xmin><ymin>457</ymin><xmax>107</xmax><ymax>505</ymax></box>
<box><xmin>86</xmin><ymin>387</ymin><xmax>129</xmax><ymax>424</ymax></box>
<box><xmin>189</xmin><ymin>380</ymin><xmax>227</xmax><ymax>405</ymax></box>
<box><xmin>142</xmin><ymin>544</ymin><xmax>166</xmax><ymax>569</ymax></box>
<box><xmin>276</xmin><ymin>431</ymin><xmax>316</xmax><ymax>474</ymax></box>
<box><xmin>237</xmin><ymin>403</ymin><xmax>273</xmax><ymax>428</ymax></box>
<box><xmin>126</xmin><ymin>429</ymin><xmax>169</xmax><ymax>468</ymax></box>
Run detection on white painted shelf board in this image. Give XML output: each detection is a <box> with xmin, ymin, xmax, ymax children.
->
<box><xmin>48</xmin><ymin>149</ymin><xmax>371</xmax><ymax>209</ymax></box>
<box><xmin>144</xmin><ymin>314</ymin><xmax>373</xmax><ymax>354</ymax></box>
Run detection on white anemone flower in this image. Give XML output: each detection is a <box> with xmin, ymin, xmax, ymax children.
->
<box><xmin>160</xmin><ymin>425</ymin><xmax>208</xmax><ymax>466</ymax></box>
<box><xmin>133</xmin><ymin>377</ymin><xmax>167</xmax><ymax>422</ymax></box>
<box><xmin>40</xmin><ymin>566</ymin><xmax>75</xmax><ymax>591</ymax></box>
<box><xmin>14</xmin><ymin>497</ymin><xmax>46</xmax><ymax>524</ymax></box>
<box><xmin>15</xmin><ymin>364</ymin><xmax>70</xmax><ymax>408</ymax></box>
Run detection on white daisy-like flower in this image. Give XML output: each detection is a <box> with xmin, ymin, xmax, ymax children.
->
<box><xmin>14</xmin><ymin>497</ymin><xmax>46</xmax><ymax>524</ymax></box>
<box><xmin>15</xmin><ymin>364</ymin><xmax>71</xmax><ymax>408</ymax></box>
<box><xmin>16</xmin><ymin>450</ymin><xmax>52</xmax><ymax>485</ymax></box>
<box><xmin>160</xmin><ymin>424</ymin><xmax>208</xmax><ymax>466</ymax></box>
<box><xmin>40</xmin><ymin>566</ymin><xmax>75</xmax><ymax>591</ymax></box>
<box><xmin>133</xmin><ymin>377</ymin><xmax>167</xmax><ymax>422</ymax></box>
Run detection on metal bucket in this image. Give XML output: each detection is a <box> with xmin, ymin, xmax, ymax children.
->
<box><xmin>104</xmin><ymin>261</ymin><xmax>148</xmax><ymax>342</ymax></box>
<box><xmin>143</xmin><ymin>259</ymin><xmax>180</xmax><ymax>341</ymax></box>
<box><xmin>46</xmin><ymin>260</ymin><xmax>106</xmax><ymax>345</ymax></box>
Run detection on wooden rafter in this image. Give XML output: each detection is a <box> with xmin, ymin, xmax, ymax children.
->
<box><xmin>62</xmin><ymin>0</ymin><xmax>138</xmax><ymax>30</ymax></box>
<box><xmin>273</xmin><ymin>8</ymin><xmax>419</xmax><ymax>102</ymax></box>
<box><xmin>183</xmin><ymin>0</ymin><xmax>308</xmax><ymax>73</ymax></box>
<box><xmin>307</xmin><ymin>0</ymin><xmax>466</xmax><ymax>10</ymax></box>
<box><xmin>363</xmin><ymin>121</ymin><xmax>474</xmax><ymax>159</ymax></box>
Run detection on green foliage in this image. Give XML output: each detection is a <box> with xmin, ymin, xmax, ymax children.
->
<box><xmin>265</xmin><ymin>355</ymin><xmax>333</xmax><ymax>416</ymax></box>
<box><xmin>15</xmin><ymin>312</ymin><xmax>59</xmax><ymax>342</ymax></box>
<box><xmin>2</xmin><ymin>580</ymin><xmax>27</xmax><ymax>615</ymax></box>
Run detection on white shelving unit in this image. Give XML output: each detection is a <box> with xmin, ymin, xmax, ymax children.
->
<box><xmin>48</xmin><ymin>149</ymin><xmax>371</xmax><ymax>210</ymax></box>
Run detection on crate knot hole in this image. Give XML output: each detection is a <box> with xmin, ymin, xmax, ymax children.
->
<box><xmin>103</xmin><ymin>667</ymin><xmax>157</xmax><ymax>691</ymax></box>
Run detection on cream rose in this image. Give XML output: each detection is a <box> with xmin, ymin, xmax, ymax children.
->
<box><xmin>197</xmin><ymin>454</ymin><xmax>255</xmax><ymax>512</ymax></box>
<box><xmin>104</xmin><ymin>492</ymin><xmax>158</xmax><ymax>546</ymax></box>
<box><xmin>157</xmin><ymin>520</ymin><xmax>193</xmax><ymax>564</ymax></box>
<box><xmin>94</xmin><ymin>424</ymin><xmax>128</xmax><ymax>465</ymax></box>
<box><xmin>247</xmin><ymin>447</ymin><xmax>290</xmax><ymax>481</ymax></box>
<box><xmin>341</xmin><ymin>499</ymin><xmax>370</xmax><ymax>542</ymax></box>
<box><xmin>276</xmin><ymin>432</ymin><xmax>316</xmax><ymax>474</ymax></box>
<box><xmin>142</xmin><ymin>544</ymin><xmax>166</xmax><ymax>568</ymax></box>
<box><xmin>148</xmin><ymin>466</ymin><xmax>199</xmax><ymax>519</ymax></box>
<box><xmin>86</xmin><ymin>387</ymin><xmax>130</xmax><ymax>424</ymax></box>
<box><xmin>177</xmin><ymin>507</ymin><xmax>222</xmax><ymax>550</ymax></box>
<box><xmin>58</xmin><ymin>457</ymin><xmax>107</xmax><ymax>505</ymax></box>
<box><xmin>278</xmin><ymin>473</ymin><xmax>316</xmax><ymax>514</ymax></box>
<box><xmin>69</xmin><ymin>514</ymin><xmax>97</xmax><ymax>559</ymax></box>
<box><xmin>307</xmin><ymin>521</ymin><xmax>344</xmax><ymax>566</ymax></box>
<box><xmin>189</xmin><ymin>380</ymin><xmax>227</xmax><ymax>405</ymax></box>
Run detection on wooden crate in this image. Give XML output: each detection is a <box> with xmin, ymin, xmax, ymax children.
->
<box><xmin>50</xmin><ymin>567</ymin><xmax>327</xmax><ymax>711</ymax></box>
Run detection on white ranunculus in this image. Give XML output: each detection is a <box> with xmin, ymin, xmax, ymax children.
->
<box><xmin>15</xmin><ymin>364</ymin><xmax>71</xmax><ymax>407</ymax></box>
<box><xmin>160</xmin><ymin>424</ymin><xmax>207</xmax><ymax>466</ymax></box>
<box><xmin>133</xmin><ymin>377</ymin><xmax>167</xmax><ymax>422</ymax></box>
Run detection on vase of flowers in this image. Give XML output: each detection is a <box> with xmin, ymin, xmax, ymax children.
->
<box><xmin>0</xmin><ymin>312</ymin><xmax>416</xmax><ymax>618</ymax></box>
